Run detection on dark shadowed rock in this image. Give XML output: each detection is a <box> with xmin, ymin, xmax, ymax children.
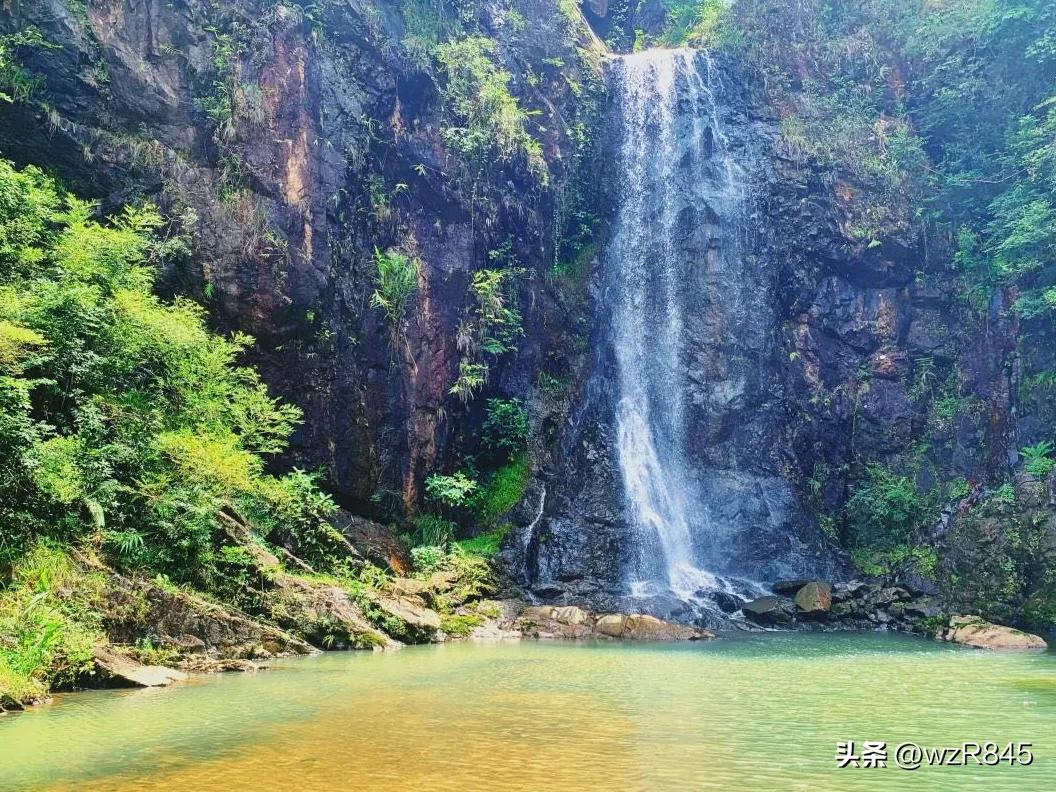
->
<box><xmin>706</xmin><ymin>590</ymin><xmax>744</xmax><ymax>614</ymax></box>
<box><xmin>772</xmin><ymin>579</ymin><xmax>812</xmax><ymax>597</ymax></box>
<box><xmin>741</xmin><ymin>596</ymin><xmax>795</xmax><ymax>625</ymax></box>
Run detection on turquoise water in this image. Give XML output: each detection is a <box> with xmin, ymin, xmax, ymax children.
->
<box><xmin>1</xmin><ymin>632</ymin><xmax>1054</xmax><ymax>791</ymax></box>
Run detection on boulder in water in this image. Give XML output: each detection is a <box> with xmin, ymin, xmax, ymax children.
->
<box><xmin>595</xmin><ymin>613</ymin><xmax>713</xmax><ymax>641</ymax></box>
<box><xmin>794</xmin><ymin>581</ymin><xmax>832</xmax><ymax>617</ymax></box>
<box><xmin>939</xmin><ymin>616</ymin><xmax>1047</xmax><ymax>650</ymax></box>
<box><xmin>517</xmin><ymin>605</ymin><xmax>595</xmax><ymax>639</ymax></box>
<box><xmin>741</xmin><ymin>596</ymin><xmax>795</xmax><ymax>625</ymax></box>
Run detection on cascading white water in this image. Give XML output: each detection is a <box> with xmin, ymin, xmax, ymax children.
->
<box><xmin>607</xmin><ymin>48</ymin><xmax>743</xmax><ymax>599</ymax></box>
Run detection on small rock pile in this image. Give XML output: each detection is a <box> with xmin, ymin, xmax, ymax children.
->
<box><xmin>740</xmin><ymin>579</ymin><xmax>1048</xmax><ymax>650</ymax></box>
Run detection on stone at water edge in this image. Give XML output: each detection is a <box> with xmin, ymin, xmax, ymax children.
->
<box><xmin>939</xmin><ymin>616</ymin><xmax>1048</xmax><ymax>651</ymax></box>
<box><xmin>794</xmin><ymin>581</ymin><xmax>832</xmax><ymax>617</ymax></box>
<box><xmin>741</xmin><ymin>596</ymin><xmax>795</xmax><ymax>625</ymax></box>
<box><xmin>93</xmin><ymin>646</ymin><xmax>188</xmax><ymax>688</ymax></box>
<box><xmin>515</xmin><ymin>605</ymin><xmax>595</xmax><ymax>639</ymax></box>
<box><xmin>595</xmin><ymin>613</ymin><xmax>714</xmax><ymax>641</ymax></box>
<box><xmin>375</xmin><ymin>596</ymin><xmax>442</xmax><ymax>631</ymax></box>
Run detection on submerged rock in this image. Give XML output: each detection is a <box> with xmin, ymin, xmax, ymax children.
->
<box><xmin>938</xmin><ymin>616</ymin><xmax>1048</xmax><ymax>651</ymax></box>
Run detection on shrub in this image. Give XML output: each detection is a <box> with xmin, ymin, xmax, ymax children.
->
<box><xmin>410</xmin><ymin>514</ymin><xmax>456</xmax><ymax>547</ymax></box>
<box><xmin>0</xmin><ymin>158</ymin><xmax>336</xmax><ymax>586</ymax></box>
<box><xmin>0</xmin><ymin>544</ymin><xmax>102</xmax><ymax>705</ymax></box>
<box><xmin>456</xmin><ymin>524</ymin><xmax>511</xmax><ymax>558</ymax></box>
<box><xmin>842</xmin><ymin>465</ymin><xmax>937</xmax><ymax>550</ymax></box>
<box><xmin>369</xmin><ymin>247</ymin><xmax>418</xmax><ymax>326</ymax></box>
<box><xmin>482</xmin><ymin>398</ymin><xmax>530</xmax><ymax>456</ymax></box>
<box><xmin>472</xmin><ymin>454</ymin><xmax>530</xmax><ymax>525</ymax></box>
<box><xmin>410</xmin><ymin>545</ymin><xmax>446</xmax><ymax>574</ymax></box>
<box><xmin>1020</xmin><ymin>441</ymin><xmax>1055</xmax><ymax>478</ymax></box>
<box><xmin>435</xmin><ymin>36</ymin><xmax>546</xmax><ymax>181</ymax></box>
<box><xmin>424</xmin><ymin>471</ymin><xmax>478</xmax><ymax>508</ymax></box>
<box><xmin>439</xmin><ymin>612</ymin><xmax>483</xmax><ymax>637</ymax></box>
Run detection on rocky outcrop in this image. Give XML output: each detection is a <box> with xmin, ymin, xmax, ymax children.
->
<box><xmin>741</xmin><ymin>596</ymin><xmax>795</xmax><ymax>626</ymax></box>
<box><xmin>103</xmin><ymin>572</ymin><xmax>315</xmax><ymax>660</ymax></box>
<box><xmin>938</xmin><ymin>616</ymin><xmax>1048</xmax><ymax>651</ymax></box>
<box><xmin>743</xmin><ymin>578</ymin><xmax>938</xmax><ymax>631</ymax></box>
<box><xmin>374</xmin><ymin>596</ymin><xmax>443</xmax><ymax>633</ymax></box>
<box><xmin>92</xmin><ymin>647</ymin><xmax>188</xmax><ymax>688</ymax></box>
<box><xmin>514</xmin><ymin>605</ymin><xmax>715</xmax><ymax>640</ymax></box>
<box><xmin>264</xmin><ymin>575</ymin><xmax>398</xmax><ymax>651</ymax></box>
<box><xmin>794</xmin><ymin>581</ymin><xmax>832</xmax><ymax>617</ymax></box>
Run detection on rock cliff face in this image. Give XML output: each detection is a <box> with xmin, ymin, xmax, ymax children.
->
<box><xmin>0</xmin><ymin>0</ymin><xmax>602</xmax><ymax>515</ymax></box>
<box><xmin>0</xmin><ymin>2</ymin><xmax>1037</xmax><ymax>622</ymax></box>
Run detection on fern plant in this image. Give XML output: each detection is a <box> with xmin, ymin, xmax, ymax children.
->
<box><xmin>1020</xmin><ymin>441</ymin><xmax>1055</xmax><ymax>478</ymax></box>
<box><xmin>370</xmin><ymin>247</ymin><xmax>419</xmax><ymax>326</ymax></box>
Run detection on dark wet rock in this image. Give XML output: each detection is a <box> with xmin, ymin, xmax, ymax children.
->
<box><xmin>741</xmin><ymin>596</ymin><xmax>796</xmax><ymax>625</ymax></box>
<box><xmin>903</xmin><ymin>598</ymin><xmax>942</xmax><ymax>620</ymax></box>
<box><xmin>772</xmin><ymin>579</ymin><xmax>812</xmax><ymax>597</ymax></box>
<box><xmin>338</xmin><ymin>512</ymin><xmax>411</xmax><ymax>574</ymax></box>
<box><xmin>705</xmin><ymin>590</ymin><xmax>745</xmax><ymax>614</ymax></box>
<box><xmin>832</xmin><ymin>580</ymin><xmax>870</xmax><ymax>603</ymax></box>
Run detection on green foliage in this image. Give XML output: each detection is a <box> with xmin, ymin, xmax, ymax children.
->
<box><xmin>482</xmin><ymin>398</ymin><xmax>530</xmax><ymax>456</ymax></box>
<box><xmin>991</xmin><ymin>483</ymin><xmax>1017</xmax><ymax>506</ymax></box>
<box><xmin>439</xmin><ymin>612</ymin><xmax>483</xmax><ymax>637</ymax></box>
<box><xmin>397</xmin><ymin>0</ymin><xmax>480</xmax><ymax>70</ymax></box>
<box><xmin>0</xmin><ymin>159</ymin><xmax>334</xmax><ymax>586</ymax></box>
<box><xmin>450</xmin><ymin>268</ymin><xmax>524</xmax><ymax>402</ymax></box>
<box><xmin>410</xmin><ymin>544</ymin><xmax>447</xmax><ymax>574</ymax></box>
<box><xmin>455</xmin><ymin>524</ymin><xmax>510</xmax><ymax>558</ymax></box>
<box><xmin>472</xmin><ymin>454</ymin><xmax>530</xmax><ymax>526</ymax></box>
<box><xmin>369</xmin><ymin>247</ymin><xmax>419</xmax><ymax>326</ymax></box>
<box><xmin>0</xmin><ymin>28</ymin><xmax>49</xmax><ymax>104</ymax></box>
<box><xmin>409</xmin><ymin>514</ymin><xmax>457</xmax><ymax>547</ymax></box>
<box><xmin>851</xmin><ymin>544</ymin><xmax>937</xmax><ymax>580</ymax></box>
<box><xmin>0</xmin><ymin>544</ymin><xmax>102</xmax><ymax>706</ymax></box>
<box><xmin>842</xmin><ymin>464</ymin><xmax>937</xmax><ymax>550</ymax></box>
<box><xmin>658</xmin><ymin>1</ymin><xmax>737</xmax><ymax>48</ymax></box>
<box><xmin>424</xmin><ymin>471</ymin><xmax>478</xmax><ymax>508</ymax></box>
<box><xmin>435</xmin><ymin>36</ymin><xmax>546</xmax><ymax>182</ymax></box>
<box><xmin>1019</xmin><ymin>440</ymin><xmax>1055</xmax><ymax>478</ymax></box>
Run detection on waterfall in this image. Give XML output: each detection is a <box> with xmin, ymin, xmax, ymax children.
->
<box><xmin>607</xmin><ymin>49</ymin><xmax>743</xmax><ymax>599</ymax></box>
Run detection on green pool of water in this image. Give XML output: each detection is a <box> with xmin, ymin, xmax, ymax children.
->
<box><xmin>1</xmin><ymin>632</ymin><xmax>1054</xmax><ymax>791</ymax></box>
